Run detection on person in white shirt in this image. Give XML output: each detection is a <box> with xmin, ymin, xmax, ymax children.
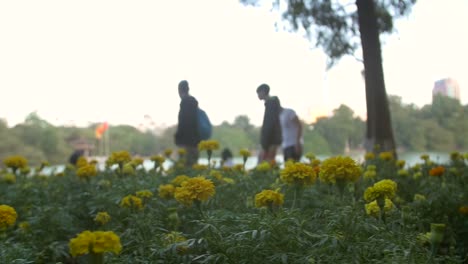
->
<box><xmin>279</xmin><ymin>105</ymin><xmax>303</xmax><ymax>162</ymax></box>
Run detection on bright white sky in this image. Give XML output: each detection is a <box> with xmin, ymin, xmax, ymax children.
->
<box><xmin>0</xmin><ymin>0</ymin><xmax>467</xmax><ymax>129</ymax></box>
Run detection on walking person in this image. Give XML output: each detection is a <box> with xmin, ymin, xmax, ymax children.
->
<box><xmin>175</xmin><ymin>80</ymin><xmax>200</xmax><ymax>167</ymax></box>
<box><xmin>256</xmin><ymin>83</ymin><xmax>282</xmax><ymax>164</ymax></box>
<box><xmin>279</xmin><ymin>102</ymin><xmax>303</xmax><ymax>162</ymax></box>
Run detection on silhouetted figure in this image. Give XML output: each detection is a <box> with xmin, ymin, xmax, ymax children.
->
<box><xmin>69</xmin><ymin>149</ymin><xmax>85</xmax><ymax>166</ymax></box>
<box><xmin>175</xmin><ymin>80</ymin><xmax>200</xmax><ymax>167</ymax></box>
<box><xmin>256</xmin><ymin>83</ymin><xmax>282</xmax><ymax>164</ymax></box>
<box><xmin>221</xmin><ymin>148</ymin><xmax>234</xmax><ymax>167</ymax></box>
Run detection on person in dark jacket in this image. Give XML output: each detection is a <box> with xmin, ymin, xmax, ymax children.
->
<box><xmin>256</xmin><ymin>83</ymin><xmax>282</xmax><ymax>164</ymax></box>
<box><xmin>69</xmin><ymin>149</ymin><xmax>85</xmax><ymax>166</ymax></box>
<box><xmin>175</xmin><ymin>80</ymin><xmax>200</xmax><ymax>167</ymax></box>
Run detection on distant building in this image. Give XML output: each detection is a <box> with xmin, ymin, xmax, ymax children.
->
<box><xmin>68</xmin><ymin>137</ymin><xmax>95</xmax><ymax>156</ymax></box>
<box><xmin>433</xmin><ymin>78</ymin><xmax>461</xmax><ymax>101</ymax></box>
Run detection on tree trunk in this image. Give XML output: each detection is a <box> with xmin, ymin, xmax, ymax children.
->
<box><xmin>356</xmin><ymin>0</ymin><xmax>397</xmax><ymax>155</ymax></box>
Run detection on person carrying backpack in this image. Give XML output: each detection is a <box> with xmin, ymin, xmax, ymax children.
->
<box><xmin>175</xmin><ymin>80</ymin><xmax>201</xmax><ymax>167</ymax></box>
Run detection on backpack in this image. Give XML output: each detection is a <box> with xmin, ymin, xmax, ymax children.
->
<box><xmin>197</xmin><ymin>108</ymin><xmax>212</xmax><ymax>140</ymax></box>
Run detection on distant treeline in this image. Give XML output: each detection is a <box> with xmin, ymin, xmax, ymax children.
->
<box><xmin>0</xmin><ymin>95</ymin><xmax>466</xmax><ymax>165</ymax></box>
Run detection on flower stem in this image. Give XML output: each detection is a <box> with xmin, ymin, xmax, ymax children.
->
<box><xmin>89</xmin><ymin>252</ymin><xmax>104</xmax><ymax>264</ymax></box>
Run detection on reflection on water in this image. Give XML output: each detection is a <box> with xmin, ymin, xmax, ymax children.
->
<box><xmin>39</xmin><ymin>152</ymin><xmax>453</xmax><ymax>176</ymax></box>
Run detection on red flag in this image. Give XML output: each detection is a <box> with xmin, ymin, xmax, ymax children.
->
<box><xmin>95</xmin><ymin>122</ymin><xmax>109</xmax><ymax>139</ymax></box>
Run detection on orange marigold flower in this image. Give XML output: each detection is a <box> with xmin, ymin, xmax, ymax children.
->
<box><xmin>459</xmin><ymin>206</ymin><xmax>468</xmax><ymax>215</ymax></box>
<box><xmin>429</xmin><ymin>166</ymin><xmax>445</xmax><ymax>177</ymax></box>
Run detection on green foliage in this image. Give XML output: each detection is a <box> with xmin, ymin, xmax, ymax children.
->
<box><xmin>241</xmin><ymin>0</ymin><xmax>416</xmax><ymax>65</ymax></box>
<box><xmin>2</xmin><ymin>96</ymin><xmax>468</xmax><ymax>165</ymax></box>
<box><xmin>1</xmin><ymin>153</ymin><xmax>467</xmax><ymax>263</ymax></box>
<box><xmin>311</xmin><ymin>105</ymin><xmax>365</xmax><ymax>154</ymax></box>
<box><xmin>389</xmin><ymin>95</ymin><xmax>466</xmax><ymax>152</ymax></box>
<box><xmin>303</xmin><ymin>127</ymin><xmax>331</xmax><ymax>155</ymax></box>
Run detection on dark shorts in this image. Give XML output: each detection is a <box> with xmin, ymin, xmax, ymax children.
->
<box><xmin>283</xmin><ymin>146</ymin><xmax>302</xmax><ymax>162</ymax></box>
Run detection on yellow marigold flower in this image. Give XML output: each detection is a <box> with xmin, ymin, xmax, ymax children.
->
<box><xmin>256</xmin><ymin>161</ymin><xmax>271</xmax><ymax>172</ymax></box>
<box><xmin>192</xmin><ymin>164</ymin><xmax>208</xmax><ymax>171</ymax></box>
<box><xmin>65</xmin><ymin>164</ymin><xmax>75</xmax><ymax>172</ymax></box>
<box><xmin>430</xmin><ymin>224</ymin><xmax>446</xmax><ymax>244</ymax></box>
<box><xmin>412</xmin><ymin>163</ymin><xmax>422</xmax><ymax>171</ymax></box>
<box><xmin>198</xmin><ymin>140</ymin><xmax>220</xmax><ymax>151</ymax></box>
<box><xmin>69</xmin><ymin>230</ymin><xmax>94</xmax><ymax>256</ymax></box>
<box><xmin>94</xmin><ymin>212</ymin><xmax>111</xmax><ymax>225</ymax></box>
<box><xmin>209</xmin><ymin>170</ymin><xmax>223</xmax><ymax>180</ymax></box>
<box><xmin>417</xmin><ymin>232</ymin><xmax>431</xmax><ymax>246</ymax></box>
<box><xmin>449</xmin><ymin>168</ymin><xmax>460</xmax><ymax>176</ymax></box>
<box><xmin>366</xmin><ymin>165</ymin><xmax>377</xmax><ymax>171</ymax></box>
<box><xmin>136</xmin><ymin>190</ymin><xmax>153</xmax><ymax>199</ymax></box>
<box><xmin>159</xmin><ymin>184</ymin><xmax>176</xmax><ymax>199</ymax></box>
<box><xmin>109</xmin><ymin>151</ymin><xmax>132</xmax><ymax>165</ymax></box>
<box><xmin>174</xmin><ymin>176</ymin><xmax>215</xmax><ymax>206</ymax></box>
<box><xmin>20</xmin><ymin>166</ymin><xmax>31</xmax><ymax>175</ymax></box>
<box><xmin>305</xmin><ymin>152</ymin><xmax>316</xmax><ymax>161</ymax></box>
<box><xmin>233</xmin><ymin>164</ymin><xmax>244</xmax><ymax>172</ymax></box>
<box><xmin>429</xmin><ymin>166</ymin><xmax>445</xmax><ymax>177</ymax></box>
<box><xmin>120</xmin><ymin>195</ymin><xmax>143</xmax><ymax>210</ymax></box>
<box><xmin>221</xmin><ymin>166</ymin><xmax>232</xmax><ymax>172</ymax></box>
<box><xmin>255</xmin><ymin>189</ymin><xmax>284</xmax><ymax>208</ymax></box>
<box><xmin>450</xmin><ymin>152</ymin><xmax>461</xmax><ymax>161</ymax></box>
<box><xmin>18</xmin><ymin>221</ymin><xmax>30</xmax><ymax>231</ymax></box>
<box><xmin>131</xmin><ymin>158</ymin><xmax>144</xmax><ymax>167</ymax></box>
<box><xmin>163</xmin><ymin>231</ymin><xmax>187</xmax><ymax>245</ymax></box>
<box><xmin>164</xmin><ymin>149</ymin><xmax>173</xmax><ymax>158</ymax></box>
<box><xmin>178</xmin><ymin>148</ymin><xmax>187</xmax><ymax>156</ymax></box>
<box><xmin>459</xmin><ymin>206</ymin><xmax>468</xmax><ymax>215</ymax></box>
<box><xmin>92</xmin><ymin>231</ymin><xmax>122</xmax><ymax>254</ymax></box>
<box><xmin>378</xmin><ymin>151</ymin><xmax>394</xmax><ymax>161</ymax></box>
<box><xmin>222</xmin><ymin>177</ymin><xmax>235</xmax><ymax>184</ymax></box>
<box><xmin>364</xmin><ymin>179</ymin><xmax>397</xmax><ymax>202</ymax></box>
<box><xmin>3</xmin><ymin>155</ymin><xmax>28</xmax><ymax>171</ymax></box>
<box><xmin>363</xmin><ymin>170</ymin><xmax>376</xmax><ymax>180</ymax></box>
<box><xmin>414</xmin><ymin>194</ymin><xmax>426</xmax><ymax>202</ymax></box>
<box><xmin>69</xmin><ymin>230</ymin><xmax>121</xmax><ymax>257</ymax></box>
<box><xmin>365</xmin><ymin>199</ymin><xmax>394</xmax><ymax>217</ymax></box>
<box><xmin>122</xmin><ymin>163</ymin><xmax>135</xmax><ymax>176</ymax></box>
<box><xmin>151</xmin><ymin>155</ymin><xmax>165</xmax><ymax>165</ymax></box>
<box><xmin>76</xmin><ymin>164</ymin><xmax>97</xmax><ymax>181</ymax></box>
<box><xmin>413</xmin><ymin>172</ymin><xmax>423</xmax><ymax>180</ymax></box>
<box><xmin>163</xmin><ymin>231</ymin><xmax>188</xmax><ymax>254</ymax></box>
<box><xmin>76</xmin><ymin>156</ymin><xmax>88</xmax><ymax>168</ymax></box>
<box><xmin>396</xmin><ymin>160</ymin><xmax>406</xmax><ymax>168</ymax></box>
<box><xmin>2</xmin><ymin>173</ymin><xmax>16</xmax><ymax>184</ymax></box>
<box><xmin>172</xmin><ymin>175</ymin><xmax>190</xmax><ymax>186</ymax></box>
<box><xmin>319</xmin><ymin>156</ymin><xmax>361</xmax><ymax>184</ymax></box>
<box><xmin>420</xmin><ymin>154</ymin><xmax>430</xmax><ymax>161</ymax></box>
<box><xmin>239</xmin><ymin>149</ymin><xmax>251</xmax><ymax>158</ymax></box>
<box><xmin>280</xmin><ymin>162</ymin><xmax>317</xmax><ymax>186</ymax></box>
<box><xmin>0</xmin><ymin>204</ymin><xmax>17</xmax><ymax>229</ymax></box>
<box><xmin>311</xmin><ymin>159</ymin><xmax>321</xmax><ymax>167</ymax></box>
<box><xmin>364</xmin><ymin>152</ymin><xmax>375</xmax><ymax>160</ymax></box>
<box><xmin>36</xmin><ymin>174</ymin><xmax>48</xmax><ymax>181</ymax></box>
<box><xmin>397</xmin><ymin>169</ymin><xmax>409</xmax><ymax>177</ymax></box>
<box><xmin>98</xmin><ymin>180</ymin><xmax>111</xmax><ymax>188</ymax></box>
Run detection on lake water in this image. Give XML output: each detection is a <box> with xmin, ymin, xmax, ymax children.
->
<box><xmin>40</xmin><ymin>151</ymin><xmax>453</xmax><ymax>176</ymax></box>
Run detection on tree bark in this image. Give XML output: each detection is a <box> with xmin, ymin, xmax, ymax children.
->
<box><xmin>356</xmin><ymin>0</ymin><xmax>397</xmax><ymax>155</ymax></box>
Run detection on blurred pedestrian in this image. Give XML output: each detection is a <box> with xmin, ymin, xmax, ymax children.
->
<box><xmin>175</xmin><ymin>80</ymin><xmax>201</xmax><ymax>167</ymax></box>
<box><xmin>256</xmin><ymin>83</ymin><xmax>282</xmax><ymax>164</ymax></box>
